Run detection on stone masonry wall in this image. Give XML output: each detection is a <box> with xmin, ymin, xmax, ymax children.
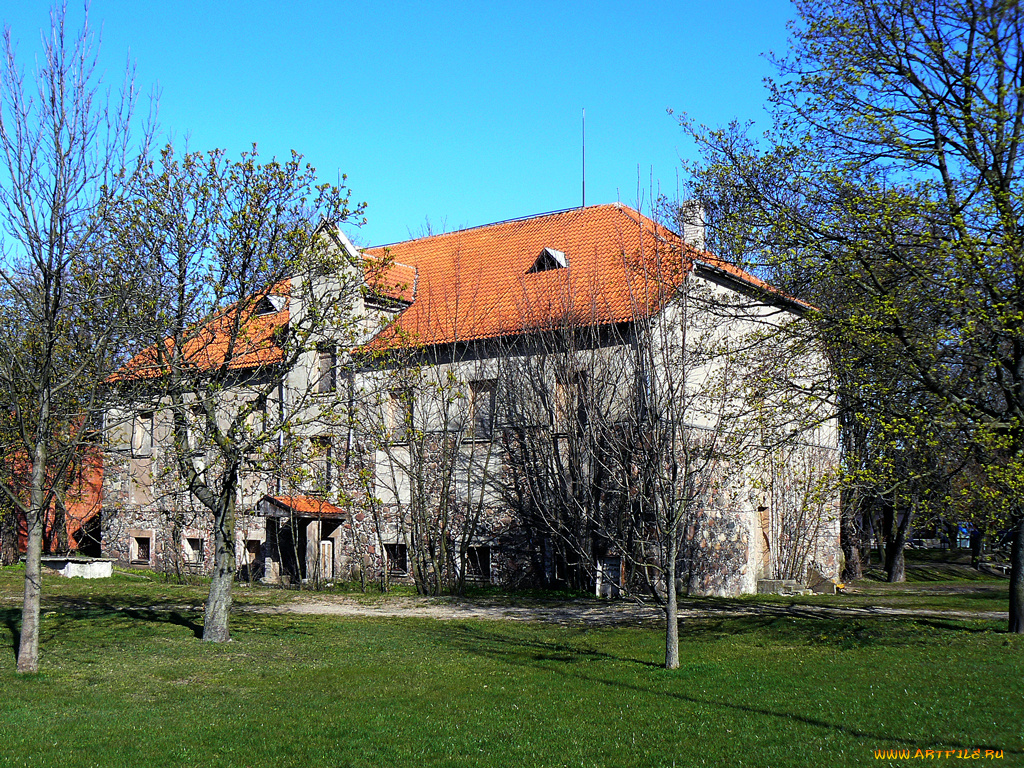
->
<box><xmin>682</xmin><ymin>503</ymin><xmax>755</xmax><ymax>597</ymax></box>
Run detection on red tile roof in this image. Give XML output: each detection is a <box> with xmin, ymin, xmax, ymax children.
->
<box><xmin>363</xmin><ymin>204</ymin><xmax>776</xmax><ymax>349</ymax></box>
<box><xmin>364</xmin><ymin>256</ymin><xmax>417</xmax><ymax>304</ymax></box>
<box><xmin>113</xmin><ymin>281</ymin><xmax>293</xmax><ymax>381</ymax></box>
<box><xmin>115</xmin><ymin>207</ymin><xmax>793</xmax><ymax>378</ymax></box>
<box><xmin>263</xmin><ymin>495</ymin><xmax>348</xmax><ymax>517</ymax></box>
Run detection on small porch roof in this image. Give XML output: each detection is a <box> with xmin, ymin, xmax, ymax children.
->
<box><xmin>258</xmin><ymin>495</ymin><xmax>348</xmax><ymax>519</ymax></box>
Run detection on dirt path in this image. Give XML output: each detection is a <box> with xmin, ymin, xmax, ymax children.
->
<box><xmin>245</xmin><ymin>594</ymin><xmax>1008</xmax><ymax>626</ymax></box>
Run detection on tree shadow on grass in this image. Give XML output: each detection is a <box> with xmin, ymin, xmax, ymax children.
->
<box><xmin>121</xmin><ymin>607</ymin><xmax>204</xmax><ymax>639</ymax></box>
<box><xmin>427</xmin><ymin>620</ymin><xmax>1002</xmax><ymax>754</ymax></box>
<box><xmin>25</xmin><ymin>597</ymin><xmax>206</xmax><ymax>640</ymax></box>
<box><xmin>413</xmin><ymin>618</ymin><xmax>663</xmax><ymax>668</ymax></box>
<box><xmin>1</xmin><ymin>608</ymin><xmax>20</xmax><ymax>662</ymax></box>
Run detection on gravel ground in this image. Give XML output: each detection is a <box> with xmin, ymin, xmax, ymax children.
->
<box><xmin>245</xmin><ymin>593</ymin><xmax>1008</xmax><ymax>626</ymax></box>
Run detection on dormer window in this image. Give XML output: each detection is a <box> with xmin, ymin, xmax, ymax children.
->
<box><xmin>255</xmin><ymin>295</ymin><xmax>287</xmax><ymax>315</ymax></box>
<box><xmin>527</xmin><ymin>247</ymin><xmax>567</xmax><ymax>273</ymax></box>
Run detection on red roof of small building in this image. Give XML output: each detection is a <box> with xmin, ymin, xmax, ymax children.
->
<box><xmin>263</xmin><ymin>495</ymin><xmax>348</xmax><ymax>518</ymax></box>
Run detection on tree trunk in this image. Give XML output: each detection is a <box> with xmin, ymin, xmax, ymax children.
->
<box><xmin>884</xmin><ymin>506</ymin><xmax>912</xmax><ymax>583</ymax></box>
<box><xmin>885</xmin><ymin>545</ymin><xmax>905</xmax><ymax>583</ymax></box>
<box><xmin>1009</xmin><ymin>516</ymin><xmax>1024</xmax><ymax>634</ymax></box>
<box><xmin>859</xmin><ymin>503</ymin><xmax>875</xmax><ymax>567</ymax></box>
<box><xmin>840</xmin><ymin>494</ymin><xmax>863</xmax><ymax>581</ymax></box>
<box><xmin>17</xmin><ymin>447</ymin><xmax>48</xmax><ymax>673</ymax></box>
<box><xmin>17</xmin><ymin>509</ymin><xmax>43</xmax><ymax>673</ymax></box>
<box><xmin>203</xmin><ymin>490</ymin><xmax>237</xmax><ymax>643</ymax></box>
<box><xmin>970</xmin><ymin>528</ymin><xmax>984</xmax><ymax>569</ymax></box>
<box><xmin>0</xmin><ymin>506</ymin><xmax>17</xmax><ymax>566</ymax></box>
<box><xmin>665</xmin><ymin>527</ymin><xmax>679</xmax><ymax>670</ymax></box>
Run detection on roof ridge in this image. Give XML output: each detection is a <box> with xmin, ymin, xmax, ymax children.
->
<box><xmin>369</xmin><ymin>203</ymin><xmax>631</xmax><ymax>249</ymax></box>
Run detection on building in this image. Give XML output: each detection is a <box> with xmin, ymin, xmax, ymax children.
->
<box><xmin>0</xmin><ymin>442</ymin><xmax>103</xmax><ymax>565</ymax></box>
<box><xmin>100</xmin><ymin>204</ymin><xmax>840</xmax><ymax>596</ymax></box>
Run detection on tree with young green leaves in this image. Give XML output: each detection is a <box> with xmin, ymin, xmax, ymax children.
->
<box><xmin>112</xmin><ymin>145</ymin><xmax>364</xmax><ymax>642</ymax></box>
<box><xmin>679</xmin><ymin>0</ymin><xmax>1024</xmax><ymax>631</ymax></box>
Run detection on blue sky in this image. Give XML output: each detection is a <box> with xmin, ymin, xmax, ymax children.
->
<box><xmin>3</xmin><ymin>1</ymin><xmax>794</xmax><ymax>246</ymax></box>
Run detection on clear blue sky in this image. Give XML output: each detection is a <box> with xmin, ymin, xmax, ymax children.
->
<box><xmin>3</xmin><ymin>1</ymin><xmax>794</xmax><ymax>246</ymax></box>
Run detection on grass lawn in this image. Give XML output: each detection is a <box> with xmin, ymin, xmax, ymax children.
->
<box><xmin>0</xmin><ymin>567</ymin><xmax>1019</xmax><ymax>767</ymax></box>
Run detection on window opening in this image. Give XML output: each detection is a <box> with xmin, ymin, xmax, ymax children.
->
<box><xmin>316</xmin><ymin>344</ymin><xmax>337</xmax><ymax>394</ymax></box>
<box><xmin>467</xmin><ymin>546</ymin><xmax>491</xmax><ymax>582</ymax></box>
<box><xmin>133</xmin><ymin>535</ymin><xmax>152</xmax><ymax>565</ymax></box>
<box><xmin>384</xmin><ymin>543</ymin><xmax>408</xmax><ymax>574</ymax></box>
<box><xmin>470</xmin><ymin>379</ymin><xmax>497</xmax><ymax>438</ymax></box>
<box><xmin>134</xmin><ymin>411</ymin><xmax>155</xmax><ymax>455</ymax></box>
<box><xmin>527</xmin><ymin>247</ymin><xmax>568</xmax><ymax>273</ymax></box>
<box><xmin>184</xmin><ymin>537</ymin><xmax>204</xmax><ymax>563</ymax></box>
<box><xmin>256</xmin><ymin>295</ymin><xmax>287</xmax><ymax>315</ymax></box>
<box><xmin>388</xmin><ymin>389</ymin><xmax>414</xmax><ymax>441</ymax></box>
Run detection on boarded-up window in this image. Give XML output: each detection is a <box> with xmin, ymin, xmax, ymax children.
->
<box><xmin>133</xmin><ymin>411</ymin><xmax>155</xmax><ymax>455</ymax></box>
<box><xmin>316</xmin><ymin>345</ymin><xmax>336</xmax><ymax>394</ymax></box>
<box><xmin>388</xmin><ymin>389</ymin><xmax>414</xmax><ymax>441</ymax></box>
<box><xmin>312</xmin><ymin>436</ymin><xmax>333</xmax><ymax>492</ymax></box>
<box><xmin>470</xmin><ymin>379</ymin><xmax>497</xmax><ymax>438</ymax></box>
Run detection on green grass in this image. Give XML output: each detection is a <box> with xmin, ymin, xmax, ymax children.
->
<box><xmin>0</xmin><ymin>567</ymin><xmax>1020</xmax><ymax>767</ymax></box>
<box><xmin>734</xmin><ymin>580</ymin><xmax>1010</xmax><ymax>615</ymax></box>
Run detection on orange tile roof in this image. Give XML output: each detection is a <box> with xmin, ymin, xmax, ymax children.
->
<box><xmin>363</xmin><ymin>204</ymin><xmax>764</xmax><ymax>349</ymax></box>
<box><xmin>113</xmin><ymin>281</ymin><xmax>292</xmax><ymax>381</ymax></box>
<box><xmin>364</xmin><ymin>255</ymin><xmax>416</xmax><ymax>304</ymax></box>
<box><xmin>115</xmin><ymin>207</ymin><xmax>795</xmax><ymax>379</ymax></box>
<box><xmin>264</xmin><ymin>495</ymin><xmax>348</xmax><ymax>517</ymax></box>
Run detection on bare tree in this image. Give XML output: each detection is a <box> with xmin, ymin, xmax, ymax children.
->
<box><xmin>364</xmin><ymin>341</ymin><xmax>500</xmax><ymax>596</ymax></box>
<box><xmin>498</xmin><ymin>244</ymin><xmax>834</xmax><ymax>669</ymax></box>
<box><xmin>0</xmin><ymin>4</ymin><xmax>150</xmax><ymax>672</ymax></box>
<box><xmin>498</xmin><ymin>321</ymin><xmax>635</xmax><ymax>592</ymax></box>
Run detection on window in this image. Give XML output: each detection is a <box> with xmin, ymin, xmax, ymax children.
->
<box><xmin>256</xmin><ymin>294</ymin><xmax>287</xmax><ymax>316</ymax></box>
<box><xmin>312</xmin><ymin>436</ymin><xmax>333</xmax><ymax>492</ymax></box>
<box><xmin>132</xmin><ymin>535</ymin><xmax>152</xmax><ymax>565</ymax></box>
<box><xmin>470</xmin><ymin>379</ymin><xmax>497</xmax><ymax>438</ymax></box>
<box><xmin>555</xmin><ymin>371</ymin><xmax>588</xmax><ymax>431</ymax></box>
<box><xmin>316</xmin><ymin>344</ymin><xmax>336</xmax><ymax>394</ymax></box>
<box><xmin>243</xmin><ymin>398</ymin><xmax>268</xmax><ymax>446</ymax></box>
<box><xmin>527</xmin><ymin>247</ymin><xmax>568</xmax><ymax>273</ymax></box>
<box><xmin>388</xmin><ymin>389</ymin><xmax>414</xmax><ymax>441</ymax></box>
<box><xmin>384</xmin><ymin>543</ymin><xmax>408</xmax><ymax>575</ymax></box>
<box><xmin>466</xmin><ymin>546</ymin><xmax>491</xmax><ymax>582</ymax></box>
<box><xmin>184</xmin><ymin>536</ymin><xmax>204</xmax><ymax>563</ymax></box>
<box><xmin>187</xmin><ymin>405</ymin><xmax>208</xmax><ymax>453</ymax></box>
<box><xmin>133</xmin><ymin>411</ymin><xmax>155</xmax><ymax>455</ymax></box>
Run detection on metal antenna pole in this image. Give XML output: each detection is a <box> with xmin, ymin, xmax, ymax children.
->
<box><xmin>582</xmin><ymin>107</ymin><xmax>586</xmax><ymax>208</ymax></box>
